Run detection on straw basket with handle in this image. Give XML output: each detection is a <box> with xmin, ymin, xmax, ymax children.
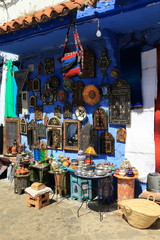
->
<box><xmin>118</xmin><ymin>198</ymin><xmax>160</xmax><ymax>229</ymax></box>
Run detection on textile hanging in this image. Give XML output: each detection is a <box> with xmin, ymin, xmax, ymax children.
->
<box><xmin>120</xmin><ymin>46</ymin><xmax>143</xmax><ymax>108</ymax></box>
<box><xmin>4</xmin><ymin>60</ymin><xmax>18</xmax><ymax>117</ymax></box>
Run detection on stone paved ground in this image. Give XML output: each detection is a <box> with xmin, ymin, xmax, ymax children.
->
<box><xmin>0</xmin><ymin>178</ymin><xmax>160</xmax><ymax>240</ymax></box>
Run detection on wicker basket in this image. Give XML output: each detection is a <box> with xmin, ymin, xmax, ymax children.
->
<box><xmin>31</xmin><ymin>182</ymin><xmax>46</xmax><ymax>190</ymax></box>
<box><xmin>118</xmin><ymin>198</ymin><xmax>160</xmax><ymax>229</ymax></box>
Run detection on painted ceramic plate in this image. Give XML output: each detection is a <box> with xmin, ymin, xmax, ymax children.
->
<box><xmin>82</xmin><ymin>85</ymin><xmax>100</xmax><ymax>105</ymax></box>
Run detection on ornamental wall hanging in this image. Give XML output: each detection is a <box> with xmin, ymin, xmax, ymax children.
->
<box><xmin>28</xmin><ymin>79</ymin><xmax>33</xmax><ymax>91</ymax></box>
<box><xmin>100</xmin><ymin>132</ymin><xmax>114</xmax><ymax>155</ymax></box>
<box><xmin>32</xmin><ymin>78</ymin><xmax>40</xmax><ymax>92</ymax></box>
<box><xmin>44</xmin><ymin>114</ymin><xmax>49</xmax><ymax>126</ymax></box>
<box><xmin>30</xmin><ymin>95</ymin><xmax>36</xmax><ymax>108</ymax></box>
<box><xmin>109</xmin><ymin>78</ymin><xmax>131</xmax><ymax>125</ymax></box>
<box><xmin>46</xmin><ymin>76</ymin><xmax>60</xmax><ymax>90</ymax></box>
<box><xmin>57</xmin><ymin>90</ymin><xmax>67</xmax><ymax>102</ymax></box>
<box><xmin>116</xmin><ymin>127</ymin><xmax>126</xmax><ymax>143</ymax></box>
<box><xmin>80</xmin><ymin>122</ymin><xmax>98</xmax><ymax>153</ymax></box>
<box><xmin>17</xmin><ymin>93</ymin><xmax>22</xmax><ymax>114</ymax></box>
<box><xmin>39</xmin><ymin>140</ymin><xmax>47</xmax><ymax>149</ymax></box>
<box><xmin>22</xmin><ymin>91</ymin><xmax>29</xmax><ymax>115</ymax></box>
<box><xmin>54</xmin><ymin>106</ymin><xmax>61</xmax><ymax>119</ymax></box>
<box><xmin>47</xmin><ymin>116</ymin><xmax>62</xmax><ymax>150</ymax></box>
<box><xmin>75</xmin><ymin>106</ymin><xmax>87</xmax><ymax>122</ymax></box>
<box><xmin>38</xmin><ymin>62</ymin><xmax>44</xmax><ymax>75</ymax></box>
<box><xmin>72</xmin><ymin>81</ymin><xmax>85</xmax><ymax>107</ymax></box>
<box><xmin>38</xmin><ymin>123</ymin><xmax>46</xmax><ymax>138</ymax></box>
<box><xmin>27</xmin><ymin>120</ymin><xmax>39</xmax><ymax>149</ymax></box>
<box><xmin>41</xmin><ymin>88</ymin><xmax>56</xmax><ymax>105</ymax></box>
<box><xmin>63</xmin><ymin>102</ymin><xmax>72</xmax><ymax>119</ymax></box>
<box><xmin>34</xmin><ymin>106</ymin><xmax>43</xmax><ymax>120</ymax></box>
<box><xmin>64</xmin><ymin>79</ymin><xmax>73</xmax><ymax>92</ymax></box>
<box><xmin>93</xmin><ymin>107</ymin><xmax>108</xmax><ymax>130</ymax></box>
<box><xmin>45</xmin><ymin>58</ymin><xmax>54</xmax><ymax>74</ymax></box>
<box><xmin>80</xmin><ymin>48</ymin><xmax>95</xmax><ymax>78</ymax></box>
<box><xmin>20</xmin><ymin>117</ymin><xmax>27</xmax><ymax>135</ymax></box>
<box><xmin>82</xmin><ymin>85</ymin><xmax>100</xmax><ymax>105</ymax></box>
<box><xmin>64</xmin><ymin>120</ymin><xmax>81</xmax><ymax>151</ymax></box>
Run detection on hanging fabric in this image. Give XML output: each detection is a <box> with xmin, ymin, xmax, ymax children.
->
<box><xmin>61</xmin><ymin>17</ymin><xmax>84</xmax><ymax>81</ymax></box>
<box><xmin>4</xmin><ymin>60</ymin><xmax>18</xmax><ymax>117</ymax></box>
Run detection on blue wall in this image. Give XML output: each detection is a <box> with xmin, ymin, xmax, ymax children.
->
<box><xmin>20</xmin><ymin>29</ymin><xmax>126</xmax><ymax>168</ymax></box>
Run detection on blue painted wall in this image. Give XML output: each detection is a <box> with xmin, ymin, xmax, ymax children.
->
<box><xmin>20</xmin><ymin>29</ymin><xmax>126</xmax><ymax>169</ymax></box>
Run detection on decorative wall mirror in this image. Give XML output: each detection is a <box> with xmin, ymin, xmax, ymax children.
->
<box><xmin>93</xmin><ymin>107</ymin><xmax>108</xmax><ymax>130</ymax></box>
<box><xmin>54</xmin><ymin>106</ymin><xmax>61</xmax><ymax>119</ymax></box>
<box><xmin>34</xmin><ymin>106</ymin><xmax>43</xmax><ymax>120</ymax></box>
<box><xmin>46</xmin><ymin>76</ymin><xmax>60</xmax><ymax>90</ymax></box>
<box><xmin>80</xmin><ymin>122</ymin><xmax>98</xmax><ymax>153</ymax></box>
<box><xmin>22</xmin><ymin>91</ymin><xmax>29</xmax><ymax>115</ymax></box>
<box><xmin>20</xmin><ymin>117</ymin><xmax>27</xmax><ymax>135</ymax></box>
<box><xmin>80</xmin><ymin>48</ymin><xmax>95</xmax><ymax>78</ymax></box>
<box><xmin>64</xmin><ymin>120</ymin><xmax>81</xmax><ymax>151</ymax></box>
<box><xmin>28</xmin><ymin>79</ymin><xmax>33</xmax><ymax>91</ymax></box>
<box><xmin>38</xmin><ymin>62</ymin><xmax>44</xmax><ymax>75</ymax></box>
<box><xmin>72</xmin><ymin>81</ymin><xmax>85</xmax><ymax>107</ymax></box>
<box><xmin>116</xmin><ymin>127</ymin><xmax>126</xmax><ymax>142</ymax></box>
<box><xmin>30</xmin><ymin>95</ymin><xmax>36</xmax><ymax>107</ymax></box>
<box><xmin>109</xmin><ymin>79</ymin><xmax>131</xmax><ymax>125</ymax></box>
<box><xmin>27</xmin><ymin>120</ymin><xmax>39</xmax><ymax>149</ymax></box>
<box><xmin>47</xmin><ymin>116</ymin><xmax>62</xmax><ymax>150</ymax></box>
<box><xmin>32</xmin><ymin>78</ymin><xmax>40</xmax><ymax>92</ymax></box>
<box><xmin>100</xmin><ymin>132</ymin><xmax>114</xmax><ymax>155</ymax></box>
<box><xmin>100</xmin><ymin>84</ymin><xmax>111</xmax><ymax>98</ymax></box>
<box><xmin>63</xmin><ymin>102</ymin><xmax>72</xmax><ymax>119</ymax></box>
<box><xmin>3</xmin><ymin>117</ymin><xmax>20</xmax><ymax>155</ymax></box>
<box><xmin>45</xmin><ymin>58</ymin><xmax>54</xmax><ymax>74</ymax></box>
<box><xmin>38</xmin><ymin>123</ymin><xmax>46</xmax><ymax>138</ymax></box>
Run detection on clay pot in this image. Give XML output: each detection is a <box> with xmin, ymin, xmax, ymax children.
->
<box><xmin>11</xmin><ymin>146</ymin><xmax>17</xmax><ymax>155</ymax></box>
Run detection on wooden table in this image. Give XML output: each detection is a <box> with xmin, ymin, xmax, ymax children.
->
<box><xmin>29</xmin><ymin>164</ymin><xmax>50</xmax><ymax>184</ymax></box>
<box><xmin>114</xmin><ymin>174</ymin><xmax>138</xmax><ymax>202</ymax></box>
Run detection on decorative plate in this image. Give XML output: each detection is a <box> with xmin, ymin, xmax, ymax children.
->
<box><xmin>64</xmin><ymin>79</ymin><xmax>73</xmax><ymax>92</ymax></box>
<box><xmin>82</xmin><ymin>85</ymin><xmax>100</xmax><ymax>105</ymax></box>
<box><xmin>75</xmin><ymin>106</ymin><xmax>87</xmax><ymax>122</ymax></box>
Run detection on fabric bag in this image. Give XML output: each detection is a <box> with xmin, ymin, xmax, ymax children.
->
<box><xmin>61</xmin><ymin>18</ymin><xmax>84</xmax><ymax>80</ymax></box>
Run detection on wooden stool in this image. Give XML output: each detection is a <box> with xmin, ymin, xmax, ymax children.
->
<box><xmin>26</xmin><ymin>192</ymin><xmax>50</xmax><ymax>209</ymax></box>
<box><xmin>14</xmin><ymin>173</ymin><xmax>30</xmax><ymax>195</ymax></box>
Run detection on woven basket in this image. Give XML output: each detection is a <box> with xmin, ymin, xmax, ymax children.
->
<box><xmin>118</xmin><ymin>198</ymin><xmax>160</xmax><ymax>229</ymax></box>
<box><xmin>31</xmin><ymin>182</ymin><xmax>46</xmax><ymax>190</ymax></box>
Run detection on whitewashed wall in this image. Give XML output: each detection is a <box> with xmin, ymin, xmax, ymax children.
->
<box><xmin>0</xmin><ymin>0</ymin><xmax>69</xmax><ymax>25</ymax></box>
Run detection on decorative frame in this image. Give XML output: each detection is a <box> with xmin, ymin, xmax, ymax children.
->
<box><xmin>64</xmin><ymin>120</ymin><xmax>81</xmax><ymax>151</ymax></box>
<box><xmin>47</xmin><ymin>116</ymin><xmax>62</xmax><ymax>150</ymax></box>
<box><xmin>3</xmin><ymin>117</ymin><xmax>20</xmax><ymax>155</ymax></box>
<box><xmin>54</xmin><ymin>106</ymin><xmax>61</xmax><ymax>119</ymax></box>
<box><xmin>80</xmin><ymin>48</ymin><xmax>95</xmax><ymax>78</ymax></box>
<box><xmin>28</xmin><ymin>120</ymin><xmax>39</xmax><ymax>149</ymax></box>
<box><xmin>46</xmin><ymin>76</ymin><xmax>60</xmax><ymax>90</ymax></box>
<box><xmin>38</xmin><ymin>123</ymin><xmax>46</xmax><ymax>138</ymax></box>
<box><xmin>45</xmin><ymin>58</ymin><xmax>54</xmax><ymax>74</ymax></box>
<box><xmin>93</xmin><ymin>107</ymin><xmax>108</xmax><ymax>130</ymax></box>
<box><xmin>38</xmin><ymin>62</ymin><xmax>44</xmax><ymax>75</ymax></box>
<box><xmin>100</xmin><ymin>132</ymin><xmax>114</xmax><ymax>155</ymax></box>
<box><xmin>20</xmin><ymin>117</ymin><xmax>27</xmax><ymax>135</ymax></box>
<box><xmin>116</xmin><ymin>127</ymin><xmax>126</xmax><ymax>142</ymax></box>
<box><xmin>40</xmin><ymin>140</ymin><xmax>47</xmax><ymax>149</ymax></box>
<box><xmin>63</xmin><ymin>102</ymin><xmax>72</xmax><ymax>119</ymax></box>
<box><xmin>30</xmin><ymin>95</ymin><xmax>36</xmax><ymax>107</ymax></box>
<box><xmin>32</xmin><ymin>78</ymin><xmax>40</xmax><ymax>92</ymax></box>
<box><xmin>109</xmin><ymin>79</ymin><xmax>131</xmax><ymax>125</ymax></box>
<box><xmin>34</xmin><ymin>106</ymin><xmax>43</xmax><ymax>120</ymax></box>
<box><xmin>72</xmin><ymin>81</ymin><xmax>85</xmax><ymax>107</ymax></box>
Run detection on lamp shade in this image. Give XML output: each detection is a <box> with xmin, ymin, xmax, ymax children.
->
<box><xmin>84</xmin><ymin>146</ymin><xmax>97</xmax><ymax>156</ymax></box>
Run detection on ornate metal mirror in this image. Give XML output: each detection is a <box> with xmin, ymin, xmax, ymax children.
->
<box><xmin>93</xmin><ymin>107</ymin><xmax>108</xmax><ymax>130</ymax></box>
<box><xmin>27</xmin><ymin>120</ymin><xmax>39</xmax><ymax>149</ymax></box>
<box><xmin>100</xmin><ymin>132</ymin><xmax>114</xmax><ymax>155</ymax></box>
<box><xmin>34</xmin><ymin>106</ymin><xmax>43</xmax><ymax>120</ymax></box>
<box><xmin>54</xmin><ymin>106</ymin><xmax>61</xmax><ymax>119</ymax></box>
<box><xmin>38</xmin><ymin>123</ymin><xmax>46</xmax><ymax>138</ymax></box>
<box><xmin>38</xmin><ymin>62</ymin><xmax>44</xmax><ymax>75</ymax></box>
<box><xmin>45</xmin><ymin>58</ymin><xmax>54</xmax><ymax>74</ymax></box>
<box><xmin>100</xmin><ymin>84</ymin><xmax>111</xmax><ymax>98</ymax></box>
<box><xmin>46</xmin><ymin>76</ymin><xmax>60</xmax><ymax>90</ymax></box>
<box><xmin>32</xmin><ymin>78</ymin><xmax>40</xmax><ymax>92</ymax></box>
<box><xmin>80</xmin><ymin>48</ymin><xmax>95</xmax><ymax>78</ymax></box>
<box><xmin>64</xmin><ymin>120</ymin><xmax>81</xmax><ymax>151</ymax></box>
<box><xmin>63</xmin><ymin>102</ymin><xmax>72</xmax><ymax>119</ymax></box>
<box><xmin>47</xmin><ymin>116</ymin><xmax>62</xmax><ymax>150</ymax></box>
<box><xmin>72</xmin><ymin>81</ymin><xmax>85</xmax><ymax>107</ymax></box>
<box><xmin>80</xmin><ymin>122</ymin><xmax>98</xmax><ymax>153</ymax></box>
<box><xmin>20</xmin><ymin>117</ymin><xmax>27</xmax><ymax>135</ymax></box>
<box><xmin>30</xmin><ymin>95</ymin><xmax>36</xmax><ymax>107</ymax></box>
<box><xmin>116</xmin><ymin>127</ymin><xmax>126</xmax><ymax>142</ymax></box>
<box><xmin>3</xmin><ymin>117</ymin><xmax>20</xmax><ymax>155</ymax></box>
<box><xmin>109</xmin><ymin>79</ymin><xmax>131</xmax><ymax>125</ymax></box>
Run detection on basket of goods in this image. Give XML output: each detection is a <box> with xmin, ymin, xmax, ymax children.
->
<box><xmin>118</xmin><ymin>198</ymin><xmax>160</xmax><ymax>229</ymax></box>
<box><xmin>31</xmin><ymin>182</ymin><xmax>46</xmax><ymax>190</ymax></box>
